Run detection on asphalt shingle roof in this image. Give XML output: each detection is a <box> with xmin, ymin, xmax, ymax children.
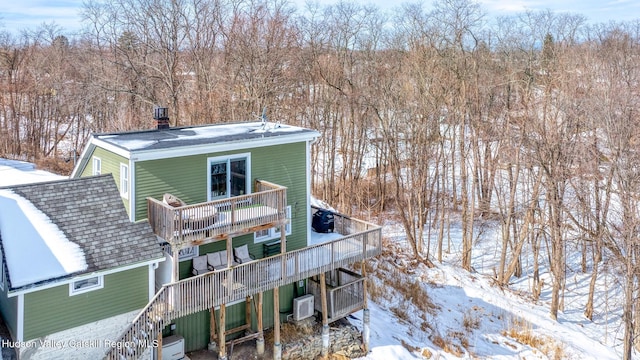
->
<box><xmin>5</xmin><ymin>175</ymin><xmax>163</xmax><ymax>277</ymax></box>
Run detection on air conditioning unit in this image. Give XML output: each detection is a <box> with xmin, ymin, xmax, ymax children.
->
<box><xmin>293</xmin><ymin>294</ymin><xmax>315</xmax><ymax>321</ymax></box>
<box><xmin>159</xmin><ymin>335</ymin><xmax>184</xmax><ymax>360</ymax></box>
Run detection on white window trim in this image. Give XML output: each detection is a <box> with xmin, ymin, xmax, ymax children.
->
<box><xmin>255</xmin><ymin>205</ymin><xmax>292</xmax><ymax>243</ymax></box>
<box><xmin>92</xmin><ymin>156</ymin><xmax>102</xmax><ymax>175</ymax></box>
<box><xmin>207</xmin><ymin>153</ymin><xmax>251</xmax><ymax>201</ymax></box>
<box><xmin>69</xmin><ymin>275</ymin><xmax>104</xmax><ymax>296</ymax></box>
<box><xmin>120</xmin><ymin>163</ymin><xmax>129</xmax><ymax>198</ymax></box>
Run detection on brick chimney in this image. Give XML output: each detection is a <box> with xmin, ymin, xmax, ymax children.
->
<box><xmin>153</xmin><ymin>107</ymin><xmax>170</xmax><ymax>130</ymax></box>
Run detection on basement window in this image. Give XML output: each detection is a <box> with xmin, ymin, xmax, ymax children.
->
<box><xmin>69</xmin><ymin>275</ymin><xmax>104</xmax><ymax>296</ymax></box>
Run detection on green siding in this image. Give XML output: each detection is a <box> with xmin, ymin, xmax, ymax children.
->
<box><xmin>85</xmin><ymin>138</ymin><xmax>311</xmax><ymax>352</ymax></box>
<box><xmin>23</xmin><ymin>267</ymin><xmax>148</xmax><ymax>340</ymax></box>
<box><xmin>134</xmin><ymin>141</ymin><xmax>309</xmax><ymax>252</ymax></box>
<box><xmin>79</xmin><ymin>147</ymin><xmax>130</xmax><ymax>214</ymax></box>
<box><xmin>0</xmin><ymin>286</ymin><xmax>18</xmax><ymax>340</ymax></box>
<box><xmin>251</xmin><ymin>142</ymin><xmax>308</xmax><ymax>252</ymax></box>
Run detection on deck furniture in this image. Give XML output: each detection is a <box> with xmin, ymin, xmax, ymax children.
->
<box><xmin>234</xmin><ymin>244</ymin><xmax>254</xmax><ymax>264</ymax></box>
<box><xmin>191</xmin><ymin>255</ymin><xmax>212</xmax><ymax>275</ymax></box>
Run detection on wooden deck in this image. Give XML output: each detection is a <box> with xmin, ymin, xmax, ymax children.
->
<box><xmin>105</xmin><ymin>212</ymin><xmax>381</xmax><ymax>359</ymax></box>
<box><xmin>107</xmin><ymin>180</ymin><xmax>381</xmax><ymax>359</ymax></box>
<box><xmin>147</xmin><ymin>180</ymin><xmax>287</xmax><ymax>247</ymax></box>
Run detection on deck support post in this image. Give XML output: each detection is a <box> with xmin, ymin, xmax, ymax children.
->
<box><xmin>361</xmin><ymin>261</ymin><xmax>370</xmax><ymax>352</ymax></box>
<box><xmin>320</xmin><ymin>272</ymin><xmax>329</xmax><ymax>358</ymax></box>
<box><xmin>273</xmin><ymin>287</ymin><xmax>282</xmax><ymax>360</ymax></box>
<box><xmin>226</xmin><ymin>236</ymin><xmax>233</xmax><ymax>267</ymax></box>
<box><xmin>245</xmin><ymin>296</ymin><xmax>252</xmax><ymax>330</ymax></box>
<box><xmin>209</xmin><ymin>307</ymin><xmax>217</xmax><ymax>351</ymax></box>
<box><xmin>363</xmin><ymin>308</ymin><xmax>370</xmax><ymax>353</ymax></box>
<box><xmin>322</xmin><ymin>324</ymin><xmax>330</xmax><ymax>358</ymax></box>
<box><xmin>256</xmin><ymin>292</ymin><xmax>264</xmax><ymax>356</ymax></box>
<box><xmin>171</xmin><ymin>244</ymin><xmax>180</xmax><ymax>283</ymax></box>
<box><xmin>156</xmin><ymin>333</ymin><xmax>163</xmax><ymax>360</ymax></box>
<box><xmin>219</xmin><ymin>304</ymin><xmax>227</xmax><ymax>360</ymax></box>
<box><xmin>274</xmin><ymin>209</ymin><xmax>286</xmax><ymax>360</ymax></box>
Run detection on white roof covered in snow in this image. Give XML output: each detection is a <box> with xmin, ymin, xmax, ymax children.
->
<box><xmin>0</xmin><ymin>158</ymin><xmax>66</xmax><ymax>186</ymax></box>
<box><xmin>95</xmin><ymin>121</ymin><xmax>319</xmax><ymax>152</ymax></box>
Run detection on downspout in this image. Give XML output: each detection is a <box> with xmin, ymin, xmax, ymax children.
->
<box><xmin>306</xmin><ymin>136</ymin><xmax>319</xmax><ymax>247</ymax></box>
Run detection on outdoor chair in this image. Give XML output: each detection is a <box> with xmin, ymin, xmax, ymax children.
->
<box><xmin>234</xmin><ymin>244</ymin><xmax>255</xmax><ymax>264</ymax></box>
<box><xmin>191</xmin><ymin>255</ymin><xmax>212</xmax><ymax>276</ymax></box>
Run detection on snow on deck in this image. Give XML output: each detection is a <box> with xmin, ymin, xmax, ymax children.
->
<box><xmin>0</xmin><ymin>189</ymin><xmax>87</xmax><ymax>288</ymax></box>
<box><xmin>310</xmin><ymin>229</ymin><xmax>344</xmax><ymax>246</ymax></box>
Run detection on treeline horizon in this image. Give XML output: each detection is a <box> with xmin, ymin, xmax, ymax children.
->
<box><xmin>1</xmin><ymin>0</ymin><xmax>640</xmax><ymax>358</ymax></box>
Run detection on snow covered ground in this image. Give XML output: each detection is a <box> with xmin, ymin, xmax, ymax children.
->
<box><xmin>348</xmin><ymin>219</ymin><xmax>625</xmax><ymax>360</ymax></box>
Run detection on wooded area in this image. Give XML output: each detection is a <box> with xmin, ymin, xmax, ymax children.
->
<box><xmin>1</xmin><ymin>0</ymin><xmax>639</xmax><ymax>358</ymax></box>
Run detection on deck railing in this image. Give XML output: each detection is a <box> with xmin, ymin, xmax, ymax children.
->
<box><xmin>104</xmin><ymin>213</ymin><xmax>381</xmax><ymax>359</ymax></box>
<box><xmin>147</xmin><ymin>180</ymin><xmax>287</xmax><ymax>245</ymax></box>
<box><xmin>308</xmin><ymin>268</ymin><xmax>365</xmax><ymax>321</ymax></box>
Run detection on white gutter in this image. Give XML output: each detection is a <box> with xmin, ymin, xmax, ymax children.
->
<box><xmin>130</xmin><ymin>132</ymin><xmax>320</xmax><ymax>161</ymax></box>
<box><xmin>7</xmin><ymin>257</ymin><xmax>164</xmax><ymax>298</ymax></box>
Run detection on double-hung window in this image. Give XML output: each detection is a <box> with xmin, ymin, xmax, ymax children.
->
<box><xmin>120</xmin><ymin>163</ymin><xmax>129</xmax><ymax>198</ymax></box>
<box><xmin>92</xmin><ymin>157</ymin><xmax>101</xmax><ymax>175</ymax></box>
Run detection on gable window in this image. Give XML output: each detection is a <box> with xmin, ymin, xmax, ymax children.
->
<box><xmin>255</xmin><ymin>206</ymin><xmax>292</xmax><ymax>242</ymax></box>
<box><xmin>120</xmin><ymin>163</ymin><xmax>129</xmax><ymax>198</ymax></box>
<box><xmin>208</xmin><ymin>154</ymin><xmax>250</xmax><ymax>200</ymax></box>
<box><xmin>92</xmin><ymin>157</ymin><xmax>102</xmax><ymax>175</ymax></box>
<box><xmin>69</xmin><ymin>275</ymin><xmax>104</xmax><ymax>296</ymax></box>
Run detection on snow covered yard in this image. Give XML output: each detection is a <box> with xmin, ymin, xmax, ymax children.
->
<box><xmin>348</xmin><ymin>218</ymin><xmax>624</xmax><ymax>359</ymax></box>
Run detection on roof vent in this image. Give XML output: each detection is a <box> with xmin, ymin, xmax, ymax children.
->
<box><xmin>154</xmin><ymin>107</ymin><xmax>170</xmax><ymax>130</ymax></box>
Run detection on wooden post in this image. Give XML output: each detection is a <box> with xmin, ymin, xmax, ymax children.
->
<box><xmin>361</xmin><ymin>261</ymin><xmax>368</xmax><ymax>309</ymax></box>
<box><xmin>245</xmin><ymin>296</ymin><xmax>252</xmax><ymax>329</ymax></box>
<box><xmin>257</xmin><ymin>292</ymin><xmax>264</xmax><ymax>332</ymax></box>
<box><xmin>209</xmin><ymin>308</ymin><xmax>217</xmax><ymax>346</ymax></box>
<box><xmin>156</xmin><ymin>332</ymin><xmax>163</xmax><ymax>360</ymax></box>
<box><xmin>219</xmin><ymin>304</ymin><xmax>227</xmax><ymax>360</ymax></box>
<box><xmin>171</xmin><ymin>244</ymin><xmax>180</xmax><ymax>283</ymax></box>
<box><xmin>226</xmin><ymin>236</ymin><xmax>233</xmax><ymax>267</ymax></box>
<box><xmin>320</xmin><ymin>272</ymin><xmax>329</xmax><ymax>358</ymax></box>
<box><xmin>280</xmin><ymin>225</ymin><xmax>286</xmax><ymax>253</ymax></box>
<box><xmin>273</xmin><ymin>287</ymin><xmax>281</xmax><ymax>360</ymax></box>
<box><xmin>256</xmin><ymin>292</ymin><xmax>264</xmax><ymax>356</ymax></box>
<box><xmin>361</xmin><ymin>261</ymin><xmax>370</xmax><ymax>352</ymax></box>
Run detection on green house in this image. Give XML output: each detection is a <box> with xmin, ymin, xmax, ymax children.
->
<box><xmin>0</xmin><ymin>173</ymin><xmax>164</xmax><ymax>359</ymax></box>
<box><xmin>72</xmin><ymin>119</ymin><xmax>382</xmax><ymax>359</ymax></box>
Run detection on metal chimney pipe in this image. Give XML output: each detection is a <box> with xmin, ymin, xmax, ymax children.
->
<box><xmin>153</xmin><ymin>107</ymin><xmax>170</xmax><ymax>130</ymax></box>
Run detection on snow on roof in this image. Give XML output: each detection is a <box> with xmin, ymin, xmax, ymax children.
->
<box><xmin>96</xmin><ymin>121</ymin><xmax>318</xmax><ymax>152</ymax></box>
<box><xmin>0</xmin><ymin>158</ymin><xmax>66</xmax><ymax>186</ymax></box>
<box><xmin>0</xmin><ymin>189</ymin><xmax>87</xmax><ymax>288</ymax></box>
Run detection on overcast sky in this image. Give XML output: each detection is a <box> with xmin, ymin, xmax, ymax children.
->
<box><xmin>1</xmin><ymin>0</ymin><xmax>639</xmax><ymax>36</ymax></box>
